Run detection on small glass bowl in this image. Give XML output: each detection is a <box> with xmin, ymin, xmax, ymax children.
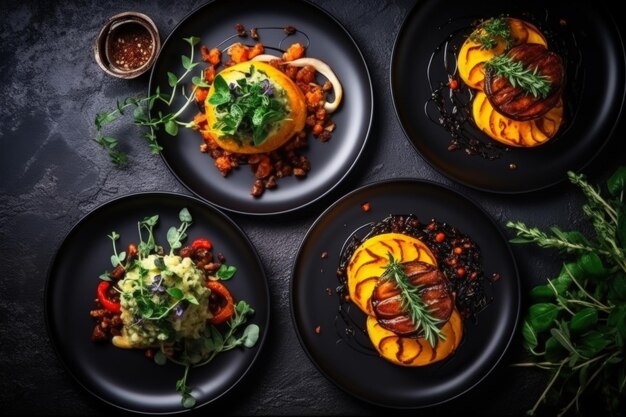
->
<box><xmin>94</xmin><ymin>12</ymin><xmax>160</xmax><ymax>79</ymax></box>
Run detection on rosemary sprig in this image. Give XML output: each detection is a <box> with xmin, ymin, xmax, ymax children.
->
<box><xmin>381</xmin><ymin>254</ymin><xmax>444</xmax><ymax>347</ymax></box>
<box><xmin>507</xmin><ymin>167</ymin><xmax>626</xmax><ymax>416</ymax></box>
<box><xmin>94</xmin><ymin>36</ymin><xmax>210</xmax><ymax>165</ymax></box>
<box><xmin>485</xmin><ymin>54</ymin><xmax>552</xmax><ymax>98</ymax></box>
<box><xmin>469</xmin><ymin>17</ymin><xmax>513</xmax><ymax>50</ymax></box>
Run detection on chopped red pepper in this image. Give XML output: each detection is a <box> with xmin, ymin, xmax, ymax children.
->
<box><xmin>207</xmin><ymin>280</ymin><xmax>235</xmax><ymax>325</ymax></box>
<box><xmin>191</xmin><ymin>238</ymin><xmax>213</xmax><ymax>251</ymax></box>
<box><xmin>97</xmin><ymin>281</ymin><xmax>121</xmax><ymax>314</ymax></box>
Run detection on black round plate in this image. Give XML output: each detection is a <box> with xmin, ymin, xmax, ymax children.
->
<box><xmin>291</xmin><ymin>179</ymin><xmax>519</xmax><ymax>408</ymax></box>
<box><xmin>391</xmin><ymin>0</ymin><xmax>625</xmax><ymax>193</ymax></box>
<box><xmin>45</xmin><ymin>192</ymin><xmax>269</xmax><ymax>414</ymax></box>
<box><xmin>149</xmin><ymin>0</ymin><xmax>372</xmax><ymax>215</ymax></box>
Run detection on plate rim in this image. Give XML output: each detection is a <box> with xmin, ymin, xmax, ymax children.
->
<box><xmin>289</xmin><ymin>177</ymin><xmax>521</xmax><ymax>408</ymax></box>
<box><xmin>148</xmin><ymin>0</ymin><xmax>374</xmax><ymax>216</ymax></box>
<box><xmin>389</xmin><ymin>0</ymin><xmax>626</xmax><ymax>194</ymax></box>
<box><xmin>44</xmin><ymin>190</ymin><xmax>271</xmax><ymax>414</ymax></box>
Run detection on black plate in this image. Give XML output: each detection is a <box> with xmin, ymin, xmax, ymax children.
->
<box><xmin>149</xmin><ymin>0</ymin><xmax>372</xmax><ymax>215</ymax></box>
<box><xmin>391</xmin><ymin>0</ymin><xmax>625</xmax><ymax>193</ymax></box>
<box><xmin>45</xmin><ymin>192</ymin><xmax>269</xmax><ymax>414</ymax></box>
<box><xmin>291</xmin><ymin>179</ymin><xmax>519</xmax><ymax>408</ymax></box>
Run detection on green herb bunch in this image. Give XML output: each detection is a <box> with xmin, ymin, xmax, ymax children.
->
<box><xmin>210</xmin><ymin>65</ymin><xmax>287</xmax><ymax>146</ymax></box>
<box><xmin>381</xmin><ymin>254</ymin><xmax>445</xmax><ymax>347</ymax></box>
<box><xmin>95</xmin><ymin>37</ymin><xmax>209</xmax><ymax>165</ymax></box>
<box><xmin>485</xmin><ymin>54</ymin><xmax>552</xmax><ymax>98</ymax></box>
<box><xmin>470</xmin><ymin>17</ymin><xmax>513</xmax><ymax>50</ymax></box>
<box><xmin>507</xmin><ymin>167</ymin><xmax>626</xmax><ymax>416</ymax></box>
<box><xmin>100</xmin><ymin>208</ymin><xmax>259</xmax><ymax>409</ymax></box>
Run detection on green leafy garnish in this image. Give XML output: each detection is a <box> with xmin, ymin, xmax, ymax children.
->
<box><xmin>508</xmin><ymin>167</ymin><xmax>626</xmax><ymax>416</ymax></box>
<box><xmin>217</xmin><ymin>264</ymin><xmax>237</xmax><ymax>280</ymax></box>
<box><xmin>166</xmin><ymin>209</ymin><xmax>193</xmax><ymax>255</ymax></box>
<box><xmin>211</xmin><ymin>65</ymin><xmax>287</xmax><ymax>147</ymax></box>
<box><xmin>99</xmin><ymin>207</ymin><xmax>259</xmax><ymax>409</ymax></box>
<box><xmin>469</xmin><ymin>17</ymin><xmax>513</xmax><ymax>50</ymax></box>
<box><xmin>168</xmin><ymin>300</ymin><xmax>259</xmax><ymax>408</ymax></box>
<box><xmin>95</xmin><ymin>36</ymin><xmax>209</xmax><ymax>165</ymax></box>
<box><xmin>485</xmin><ymin>54</ymin><xmax>552</xmax><ymax>98</ymax></box>
<box><xmin>381</xmin><ymin>254</ymin><xmax>445</xmax><ymax>347</ymax></box>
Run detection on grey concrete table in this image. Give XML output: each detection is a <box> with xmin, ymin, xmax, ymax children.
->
<box><xmin>1</xmin><ymin>0</ymin><xmax>623</xmax><ymax>415</ymax></box>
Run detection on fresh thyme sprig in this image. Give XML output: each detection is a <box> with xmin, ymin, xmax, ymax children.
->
<box><xmin>469</xmin><ymin>17</ymin><xmax>513</xmax><ymax>50</ymax></box>
<box><xmin>94</xmin><ymin>36</ymin><xmax>210</xmax><ymax>166</ymax></box>
<box><xmin>507</xmin><ymin>167</ymin><xmax>626</xmax><ymax>417</ymax></box>
<box><xmin>485</xmin><ymin>54</ymin><xmax>552</xmax><ymax>98</ymax></box>
<box><xmin>381</xmin><ymin>254</ymin><xmax>444</xmax><ymax>347</ymax></box>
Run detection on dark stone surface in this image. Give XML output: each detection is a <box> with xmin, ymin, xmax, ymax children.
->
<box><xmin>0</xmin><ymin>0</ymin><xmax>623</xmax><ymax>415</ymax></box>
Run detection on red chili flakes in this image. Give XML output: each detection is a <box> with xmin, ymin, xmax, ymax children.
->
<box><xmin>321</xmin><ymin>250</ymin><xmax>328</xmax><ymax>259</ymax></box>
<box><xmin>435</xmin><ymin>232</ymin><xmax>445</xmax><ymax>242</ymax></box>
<box><xmin>492</xmin><ymin>272</ymin><xmax>501</xmax><ymax>282</ymax></box>
<box><xmin>325</xmin><ymin>287</ymin><xmax>333</xmax><ymax>296</ymax></box>
<box><xmin>315</xmin><ymin>325</ymin><xmax>321</xmax><ymax>334</ymax></box>
<box><xmin>107</xmin><ymin>23</ymin><xmax>154</xmax><ymax>71</ymax></box>
<box><xmin>361</xmin><ymin>202</ymin><xmax>371</xmax><ymax>212</ymax></box>
<box><xmin>284</xmin><ymin>25</ymin><xmax>297</xmax><ymax>35</ymax></box>
<box><xmin>449</xmin><ymin>79</ymin><xmax>459</xmax><ymax>90</ymax></box>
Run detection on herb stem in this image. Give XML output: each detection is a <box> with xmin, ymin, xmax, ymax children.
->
<box><xmin>529</xmin><ymin>359</ymin><xmax>567</xmax><ymax>416</ymax></box>
<box><xmin>557</xmin><ymin>351</ymin><xmax>620</xmax><ymax>417</ymax></box>
<box><xmin>485</xmin><ymin>54</ymin><xmax>551</xmax><ymax>98</ymax></box>
<box><xmin>564</xmin><ymin>265</ymin><xmax>611</xmax><ymax>311</ymax></box>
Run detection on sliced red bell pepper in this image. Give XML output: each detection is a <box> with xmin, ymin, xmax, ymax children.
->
<box><xmin>207</xmin><ymin>280</ymin><xmax>235</xmax><ymax>325</ymax></box>
<box><xmin>191</xmin><ymin>238</ymin><xmax>213</xmax><ymax>251</ymax></box>
<box><xmin>97</xmin><ymin>281</ymin><xmax>121</xmax><ymax>314</ymax></box>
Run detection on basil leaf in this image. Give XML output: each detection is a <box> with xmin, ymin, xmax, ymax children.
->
<box><xmin>217</xmin><ymin>264</ymin><xmax>237</xmax><ymax>280</ymax></box>
<box><xmin>528</xmin><ymin>303</ymin><xmax>559</xmax><ymax>333</ymax></box>
<box><xmin>607</xmin><ymin>166</ymin><xmax>626</xmax><ymax>196</ymax></box>
<box><xmin>522</xmin><ymin>319</ymin><xmax>538</xmax><ymax>351</ymax></box>
<box><xmin>569</xmin><ymin>307</ymin><xmax>598</xmax><ymax>334</ymax></box>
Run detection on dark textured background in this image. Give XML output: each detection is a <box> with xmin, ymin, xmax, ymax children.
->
<box><xmin>0</xmin><ymin>0</ymin><xmax>624</xmax><ymax>415</ymax></box>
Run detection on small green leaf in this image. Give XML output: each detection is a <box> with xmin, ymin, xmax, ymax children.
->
<box><xmin>182</xmin><ymin>395</ymin><xmax>196</xmax><ymax>409</ymax></box>
<box><xmin>607</xmin><ymin>166</ymin><xmax>626</xmax><ymax>196</ymax></box>
<box><xmin>154</xmin><ymin>351</ymin><xmax>167</xmax><ymax>365</ymax></box>
<box><xmin>181</xmin><ymin>55</ymin><xmax>192</xmax><ymax>70</ymax></box>
<box><xmin>530</xmin><ymin>284</ymin><xmax>555</xmax><ymax>301</ymax></box>
<box><xmin>608</xmin><ymin>305</ymin><xmax>626</xmax><ymax>339</ymax></box>
<box><xmin>167</xmin><ymin>71</ymin><xmax>178</xmax><ymax>88</ymax></box>
<box><xmin>578</xmin><ymin>330</ymin><xmax>611</xmax><ymax>357</ymax></box>
<box><xmin>578</xmin><ymin>252</ymin><xmax>605</xmax><ymax>277</ymax></box>
<box><xmin>154</xmin><ymin>256</ymin><xmax>166</xmax><ymax>271</ymax></box>
<box><xmin>184</xmin><ymin>36</ymin><xmax>201</xmax><ymax>46</ymax></box>
<box><xmin>544</xmin><ymin>336</ymin><xmax>566</xmax><ymax>362</ymax></box>
<box><xmin>143</xmin><ymin>215</ymin><xmax>159</xmax><ymax>226</ymax></box>
<box><xmin>528</xmin><ymin>303</ymin><xmax>559</xmax><ymax>333</ymax></box>
<box><xmin>210</xmin><ymin>326</ymin><xmax>224</xmax><ymax>349</ymax></box>
<box><xmin>99</xmin><ymin>272</ymin><xmax>112</xmax><ymax>281</ymax></box>
<box><xmin>521</xmin><ymin>319</ymin><xmax>538</xmax><ymax>351</ymax></box>
<box><xmin>550</xmin><ymin>328</ymin><xmax>583</xmax><ymax>358</ymax></box>
<box><xmin>165</xmin><ymin>119</ymin><xmax>179</xmax><ymax>136</ymax></box>
<box><xmin>186</xmin><ymin>295</ymin><xmax>199</xmax><ymax>305</ymax></box>
<box><xmin>179</xmin><ymin>208</ymin><xmax>192</xmax><ymax>223</ymax></box>
<box><xmin>569</xmin><ymin>307</ymin><xmax>598</xmax><ymax>334</ymax></box>
<box><xmin>217</xmin><ymin>264</ymin><xmax>237</xmax><ymax>280</ymax></box>
<box><xmin>242</xmin><ymin>324</ymin><xmax>260</xmax><ymax>348</ymax></box>
<box><xmin>167</xmin><ymin>288</ymin><xmax>184</xmax><ymax>300</ymax></box>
